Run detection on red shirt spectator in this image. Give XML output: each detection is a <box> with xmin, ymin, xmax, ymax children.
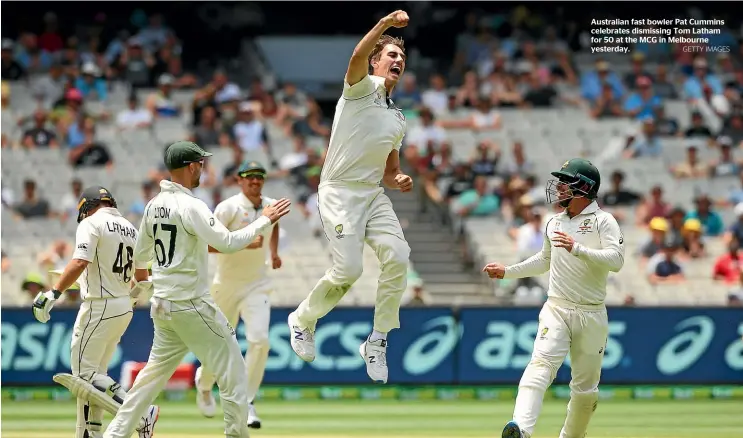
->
<box><xmin>713</xmin><ymin>248</ymin><xmax>743</xmax><ymax>284</ymax></box>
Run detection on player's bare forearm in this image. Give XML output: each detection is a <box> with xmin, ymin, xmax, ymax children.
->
<box><xmin>53</xmin><ymin>259</ymin><xmax>88</xmax><ymax>292</ymax></box>
<box><xmin>346</xmin><ymin>18</ymin><xmax>393</xmax><ymax>85</ymax></box>
<box><xmin>134</xmin><ymin>268</ymin><xmax>149</xmax><ymax>282</ymax></box>
<box><xmin>270</xmin><ymin>225</ymin><xmax>280</xmax><ymax>257</ymax></box>
<box><xmin>382</xmin><ymin>170</ymin><xmax>402</xmax><ymax>189</ymax></box>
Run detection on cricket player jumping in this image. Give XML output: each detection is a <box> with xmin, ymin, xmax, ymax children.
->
<box><xmin>32</xmin><ymin>186</ymin><xmax>159</xmax><ymax>438</ymax></box>
<box><xmin>103</xmin><ymin>141</ymin><xmax>291</xmax><ymax>438</ymax></box>
<box><xmin>195</xmin><ymin>161</ymin><xmax>281</xmax><ymax>428</ymax></box>
<box><xmin>288</xmin><ymin>10</ymin><xmax>414</xmax><ymax>384</ymax></box>
<box><xmin>483</xmin><ymin>158</ymin><xmax>625</xmax><ymax>438</ymax></box>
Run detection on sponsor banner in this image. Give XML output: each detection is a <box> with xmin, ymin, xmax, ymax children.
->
<box><xmin>1</xmin><ymin>307</ymin><xmax>741</xmax><ymax>385</ymax></box>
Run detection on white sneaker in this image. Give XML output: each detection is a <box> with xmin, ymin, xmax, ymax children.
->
<box><xmin>288</xmin><ymin>312</ymin><xmax>315</xmax><ymax>362</ymax></box>
<box><xmin>194</xmin><ymin>367</ymin><xmax>216</xmax><ymax>418</ymax></box>
<box><xmin>359</xmin><ymin>338</ymin><xmax>388</xmax><ymax>384</ymax></box>
<box><xmin>247</xmin><ymin>402</ymin><xmax>262</xmax><ymax>429</ymax></box>
<box><xmin>136</xmin><ymin>405</ymin><xmax>159</xmax><ymax>438</ymax></box>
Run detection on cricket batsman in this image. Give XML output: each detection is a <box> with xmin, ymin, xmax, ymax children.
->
<box><xmin>103</xmin><ymin>141</ymin><xmax>291</xmax><ymax>438</ymax></box>
<box><xmin>195</xmin><ymin>161</ymin><xmax>281</xmax><ymax>428</ymax></box>
<box><xmin>288</xmin><ymin>10</ymin><xmax>414</xmax><ymax>384</ymax></box>
<box><xmin>32</xmin><ymin>186</ymin><xmax>160</xmax><ymax>438</ymax></box>
<box><xmin>483</xmin><ymin>158</ymin><xmax>625</xmax><ymax>438</ymax></box>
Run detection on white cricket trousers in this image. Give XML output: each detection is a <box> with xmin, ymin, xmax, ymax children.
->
<box><xmin>104</xmin><ymin>295</ymin><xmax>250</xmax><ymax>438</ymax></box>
<box><xmin>71</xmin><ymin>296</ymin><xmax>133</xmax><ymax>437</ymax></box>
<box><xmin>295</xmin><ymin>182</ymin><xmax>410</xmax><ymax>332</ymax></box>
<box><xmin>197</xmin><ymin>281</ymin><xmax>272</xmax><ymax>403</ymax></box>
<box><xmin>514</xmin><ymin>297</ymin><xmax>609</xmax><ymax>438</ymax></box>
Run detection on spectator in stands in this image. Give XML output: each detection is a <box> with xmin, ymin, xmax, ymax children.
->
<box><xmin>590</xmin><ymin>83</ymin><xmax>624</xmax><ymax>119</ymax></box>
<box><xmin>442</xmin><ymin>163</ymin><xmax>473</xmax><ymax>203</ymax></box>
<box><xmin>212</xmin><ymin>70</ymin><xmax>241</xmax><ymax>105</ymax></box>
<box><xmin>120</xmin><ymin>37</ymin><xmax>155</xmax><ymax>89</ymax></box>
<box><xmin>719</xmin><ymin>112</ymin><xmax>743</xmax><ymax>147</ymax></box>
<box><xmin>684</xmin><ymin>58</ymin><xmax>723</xmax><ymax>102</ymax></box>
<box><xmin>38</xmin><ymin>240</ymin><xmax>71</xmax><ymax>273</ymax></box>
<box><xmin>116</xmin><ymin>93</ymin><xmax>153</xmax><ymax>131</ymax></box>
<box><xmin>653</xmin><ymin>106</ymin><xmax>679</xmax><ymax>137</ymax></box>
<box><xmin>711</xmin><ymin>82</ymin><xmax>740</xmax><ymax>119</ymax></box>
<box><xmin>20</xmin><ymin>273</ymin><xmax>46</xmax><ymax>305</ymax></box>
<box><xmin>65</xmin><ymin>114</ymin><xmax>89</xmax><ymax>149</ymax></box>
<box><xmin>422</xmin><ymin>74</ymin><xmax>449</xmax><ymax>116</ymax></box>
<box><xmin>39</xmin><ymin>12</ymin><xmax>63</xmax><ymax>54</ymax></box>
<box><xmin>246</xmin><ymin>79</ymin><xmax>277</xmax><ymax>118</ymax></box>
<box><xmin>515</xmin><ymin>208</ymin><xmax>544</xmax><ymax>259</ymax></box>
<box><xmin>402</xmin><ymin>277</ymin><xmax>430</xmax><ymax>307</ymax></box>
<box><xmin>724</xmin><ymin>203</ymin><xmax>743</xmax><ymax>245</ymax></box>
<box><xmin>453</xmin><ymin>175</ymin><xmax>500</xmax><ymax>217</ymax></box>
<box><xmin>580</xmin><ymin>59</ymin><xmax>624</xmax><ymax>103</ymax></box>
<box><xmin>470</xmin><ymin>140</ymin><xmax>499</xmax><ymax>178</ymax></box>
<box><xmin>32</xmin><ymin>61</ymin><xmax>66</xmax><ymax>108</ymax></box>
<box><xmin>14</xmin><ymin>179</ymin><xmax>51</xmax><ymax>219</ymax></box>
<box><xmin>522</xmin><ymin>72</ymin><xmax>557</xmax><ymax>108</ymax></box>
<box><xmin>275</xmin><ymin>82</ymin><xmax>309</xmax><ymax>135</ymax></box>
<box><xmin>75</xmin><ymin>63</ymin><xmax>107</xmax><ymax>102</ymax></box>
<box><xmin>492</xmin><ymin>72</ymin><xmax>524</xmax><ymax>108</ymax></box>
<box><xmin>666</xmin><ymin>207</ymin><xmax>687</xmax><ymax>247</ymax></box>
<box><xmin>443</xmin><ymin>97</ymin><xmax>501</xmax><ymax>131</ymax></box>
<box><xmin>16</xmin><ymin>33</ymin><xmax>53</xmax><ymax>75</ymax></box>
<box><xmin>713</xmin><ymin>238</ymin><xmax>743</xmax><ymax>285</ymax></box>
<box><xmin>1</xmin><ymin>38</ymin><xmax>25</xmax><ymax>80</ymax></box>
<box><xmin>624</xmin><ymin>76</ymin><xmax>662</xmax><ymax>120</ymax></box>
<box><xmin>404</xmin><ymin>107</ymin><xmax>447</xmax><ymax>168</ymax></box>
<box><xmin>51</xmin><ymin>88</ymin><xmax>85</xmax><ymax>133</ymax></box>
<box><xmin>647</xmin><ymin>241</ymin><xmax>685</xmax><ymax>285</ymax></box>
<box><xmin>681</xmin><ymin>218</ymin><xmax>706</xmax><ymax>259</ymax></box>
<box><xmin>146</xmin><ymin>74</ymin><xmax>181</xmax><ymax>118</ymax></box>
<box><xmin>59</xmin><ymin>179</ymin><xmax>83</xmax><ymax>222</ymax></box>
<box><xmin>59</xmin><ymin>37</ymin><xmax>80</xmax><ymax>72</ymax></box>
<box><xmin>726</xmin><ymin>170</ymin><xmax>743</xmax><ymax>206</ymax></box>
<box><xmin>1</xmin><ymin>251</ymin><xmax>10</xmax><ymax>274</ymax></box>
<box><xmin>503</xmin><ymin>141</ymin><xmax>534</xmax><ymax>177</ymax></box>
<box><xmin>602</xmin><ymin>170</ymin><xmax>641</xmax><ymax>207</ymax></box>
<box><xmin>128</xmin><ymin>181</ymin><xmax>155</xmax><ymax>221</ymax></box>
<box><xmin>221</xmin><ymin>146</ymin><xmax>244</xmax><ymax>187</ymax></box>
<box><xmin>454</xmin><ymin>70</ymin><xmax>480</xmax><ymax>109</ymax></box>
<box><xmin>137</xmin><ymin>13</ymin><xmax>170</xmax><ymax>52</ymax></box>
<box><xmin>104</xmin><ymin>29</ymin><xmax>131</xmax><ymax>67</ymax></box>
<box><xmin>623</xmin><ymin>53</ymin><xmax>651</xmax><ymax>91</ymax></box>
<box><xmin>684</xmin><ymin>111</ymin><xmax>713</xmax><ymax>139</ymax></box>
<box><xmin>653</xmin><ymin>64</ymin><xmax>679</xmax><ymax>99</ymax></box>
<box><xmin>686</xmin><ymin>195</ymin><xmax>724</xmax><ymax>237</ymax></box>
<box><xmin>292</xmin><ymin>98</ymin><xmax>331</xmax><ymax>138</ymax></box>
<box><xmin>299</xmin><ymin>167</ymin><xmax>322</xmax><ymax>238</ymax></box>
<box><xmin>22</xmin><ymin>109</ymin><xmax>58</xmax><ymax>148</ymax></box>
<box><xmin>233</xmin><ymin>101</ymin><xmax>269</xmax><ymax>154</ymax></box>
<box><xmin>671</xmin><ymin>145</ymin><xmax>707</xmax><ymax>179</ymax></box>
<box><xmin>275</xmin><ymin>135</ymin><xmax>309</xmax><ymax>181</ymax></box>
<box><xmin>636</xmin><ymin>185</ymin><xmax>671</xmax><ymax>226</ymax></box>
<box><xmin>639</xmin><ymin>217</ymin><xmax>669</xmax><ymax>263</ymax></box>
<box><xmin>68</xmin><ymin>120</ymin><xmax>112</xmax><ymax>169</ymax></box>
<box><xmin>709</xmin><ymin>137</ymin><xmax>741</xmax><ymax>178</ymax></box>
<box><xmin>190</xmin><ymin>106</ymin><xmax>229</xmax><ymax>148</ymax></box>
<box><xmin>393</xmin><ymin>74</ymin><xmax>422</xmax><ymax>111</ymax></box>
<box><xmin>625</xmin><ymin>118</ymin><xmax>661</xmax><ymax>158</ymax></box>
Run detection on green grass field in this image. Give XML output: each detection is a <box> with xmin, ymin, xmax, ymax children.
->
<box><xmin>2</xmin><ymin>398</ymin><xmax>742</xmax><ymax>437</ymax></box>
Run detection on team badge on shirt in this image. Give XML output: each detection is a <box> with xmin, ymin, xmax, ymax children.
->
<box><xmin>539</xmin><ymin>327</ymin><xmax>549</xmax><ymax>340</ymax></box>
<box><xmin>577</xmin><ymin>218</ymin><xmax>593</xmax><ymax>235</ymax></box>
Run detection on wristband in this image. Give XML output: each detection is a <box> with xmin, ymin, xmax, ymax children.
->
<box><xmin>52</xmin><ymin>289</ymin><xmax>62</xmax><ymax>299</ymax></box>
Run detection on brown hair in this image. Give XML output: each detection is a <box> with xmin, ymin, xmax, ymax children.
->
<box><xmin>368</xmin><ymin>35</ymin><xmax>405</xmax><ymax>74</ymax></box>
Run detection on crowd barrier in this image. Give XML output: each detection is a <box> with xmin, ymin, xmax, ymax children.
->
<box><xmin>2</xmin><ymin>307</ymin><xmax>742</xmax><ymax>385</ymax></box>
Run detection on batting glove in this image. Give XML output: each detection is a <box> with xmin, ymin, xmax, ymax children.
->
<box><xmin>32</xmin><ymin>289</ymin><xmax>61</xmax><ymax>323</ymax></box>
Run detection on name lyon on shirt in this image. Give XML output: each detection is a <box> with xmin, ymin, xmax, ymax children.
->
<box><xmin>154</xmin><ymin>207</ymin><xmax>171</xmax><ymax>219</ymax></box>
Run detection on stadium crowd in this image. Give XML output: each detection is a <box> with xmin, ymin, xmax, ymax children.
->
<box><xmin>3</xmin><ymin>6</ymin><xmax>743</xmax><ymax>307</ymax></box>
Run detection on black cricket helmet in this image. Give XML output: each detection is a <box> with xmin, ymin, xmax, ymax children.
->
<box><xmin>546</xmin><ymin>158</ymin><xmax>601</xmax><ymax>208</ymax></box>
<box><xmin>77</xmin><ymin>186</ymin><xmax>117</xmax><ymax>223</ymax></box>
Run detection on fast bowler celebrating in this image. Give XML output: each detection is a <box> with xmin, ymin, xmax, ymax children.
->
<box><xmin>288</xmin><ymin>10</ymin><xmax>414</xmax><ymax>384</ymax></box>
<box><xmin>32</xmin><ymin>186</ymin><xmax>159</xmax><ymax>438</ymax></box>
<box><xmin>195</xmin><ymin>161</ymin><xmax>281</xmax><ymax>428</ymax></box>
<box><xmin>103</xmin><ymin>141</ymin><xmax>291</xmax><ymax>438</ymax></box>
<box><xmin>483</xmin><ymin>158</ymin><xmax>625</xmax><ymax>438</ymax></box>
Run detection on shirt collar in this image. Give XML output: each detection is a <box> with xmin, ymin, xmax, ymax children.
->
<box><xmin>160</xmin><ymin>180</ymin><xmax>194</xmax><ymax>197</ymax></box>
<box><xmin>561</xmin><ymin>201</ymin><xmax>600</xmax><ymax>219</ymax></box>
<box><xmin>239</xmin><ymin>192</ymin><xmax>263</xmax><ymax>210</ymax></box>
<box><xmin>98</xmin><ymin>207</ymin><xmax>121</xmax><ymax>217</ymax></box>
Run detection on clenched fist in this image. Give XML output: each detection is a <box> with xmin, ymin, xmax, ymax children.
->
<box><xmin>395</xmin><ymin>174</ymin><xmax>414</xmax><ymax>192</ymax></box>
<box><xmin>482</xmin><ymin>262</ymin><xmax>506</xmax><ymax>279</ymax></box>
<box><xmin>382</xmin><ymin>10</ymin><xmax>409</xmax><ymax>28</ymax></box>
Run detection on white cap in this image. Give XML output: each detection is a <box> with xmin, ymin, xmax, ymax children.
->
<box><xmin>238</xmin><ymin>101</ymin><xmax>254</xmax><ymax>113</ymax></box>
<box><xmin>81</xmin><ymin>63</ymin><xmax>100</xmax><ymax>76</ymax></box>
<box><xmin>216</xmin><ymin>84</ymin><xmax>242</xmax><ymax>103</ymax></box>
<box><xmin>735</xmin><ymin>203</ymin><xmax>743</xmax><ymax>217</ymax></box>
<box><xmin>158</xmin><ymin>74</ymin><xmax>174</xmax><ymax>85</ymax></box>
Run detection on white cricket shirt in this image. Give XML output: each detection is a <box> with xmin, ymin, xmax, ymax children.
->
<box><xmin>72</xmin><ymin>207</ymin><xmax>139</xmax><ymax>300</ymax></box>
<box><xmin>134</xmin><ymin>180</ymin><xmax>273</xmax><ymax>301</ymax></box>
<box><xmin>504</xmin><ymin>202</ymin><xmax>625</xmax><ymax>305</ymax></box>
<box><xmin>321</xmin><ymin>75</ymin><xmax>407</xmax><ymax>185</ymax></box>
<box><xmin>212</xmin><ymin>192</ymin><xmax>278</xmax><ymax>286</ymax></box>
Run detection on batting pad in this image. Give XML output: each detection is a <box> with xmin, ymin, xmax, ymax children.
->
<box><xmin>53</xmin><ymin>373</ymin><xmax>120</xmax><ymax>416</ymax></box>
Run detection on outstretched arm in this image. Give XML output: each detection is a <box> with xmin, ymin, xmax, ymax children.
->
<box><xmin>504</xmin><ymin>233</ymin><xmax>552</xmax><ymax>279</ymax></box>
<box><xmin>345</xmin><ymin>10</ymin><xmax>409</xmax><ymax>86</ymax></box>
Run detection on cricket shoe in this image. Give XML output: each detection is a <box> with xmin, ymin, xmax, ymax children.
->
<box><xmin>136</xmin><ymin>405</ymin><xmax>160</xmax><ymax>438</ymax></box>
<box><xmin>358</xmin><ymin>337</ymin><xmax>388</xmax><ymax>384</ymax></box>
<box><xmin>247</xmin><ymin>402</ymin><xmax>262</xmax><ymax>429</ymax></box>
<box><xmin>194</xmin><ymin>367</ymin><xmax>217</xmax><ymax>418</ymax></box>
<box><xmin>288</xmin><ymin>311</ymin><xmax>315</xmax><ymax>362</ymax></box>
<box><xmin>502</xmin><ymin>420</ymin><xmax>524</xmax><ymax>438</ymax></box>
